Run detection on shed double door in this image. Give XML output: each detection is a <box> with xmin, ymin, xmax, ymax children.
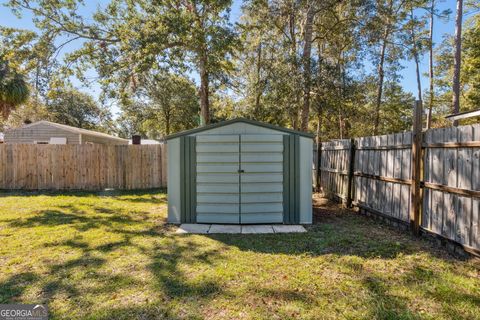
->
<box><xmin>196</xmin><ymin>134</ymin><xmax>284</xmax><ymax>224</ymax></box>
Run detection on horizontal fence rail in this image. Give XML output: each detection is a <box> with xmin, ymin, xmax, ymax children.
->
<box><xmin>0</xmin><ymin>144</ymin><xmax>167</xmax><ymax>190</ymax></box>
<box><xmin>318</xmin><ymin>122</ymin><xmax>480</xmax><ymax>256</ymax></box>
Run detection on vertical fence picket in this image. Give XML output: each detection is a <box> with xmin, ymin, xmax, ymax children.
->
<box><xmin>0</xmin><ymin>144</ymin><xmax>167</xmax><ymax>191</ymax></box>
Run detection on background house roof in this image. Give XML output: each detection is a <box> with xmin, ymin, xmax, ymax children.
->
<box><xmin>7</xmin><ymin>121</ymin><xmax>128</xmax><ymax>142</ymax></box>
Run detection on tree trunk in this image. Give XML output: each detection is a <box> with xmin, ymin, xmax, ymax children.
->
<box><xmin>374</xmin><ymin>0</ymin><xmax>394</xmax><ymax>135</ymax></box>
<box><xmin>410</xmin><ymin>10</ymin><xmax>423</xmax><ymax>106</ymax></box>
<box><xmin>165</xmin><ymin>113</ymin><xmax>171</xmax><ymax>136</ymax></box>
<box><xmin>254</xmin><ymin>44</ymin><xmax>262</xmax><ymax>118</ymax></box>
<box><xmin>300</xmin><ymin>4</ymin><xmax>314</xmax><ymax>132</ymax></box>
<box><xmin>340</xmin><ymin>57</ymin><xmax>350</xmax><ymax>137</ymax></box>
<box><xmin>316</xmin><ymin>112</ymin><xmax>322</xmax><ymax>144</ymax></box>
<box><xmin>289</xmin><ymin>3</ymin><xmax>300</xmax><ymax>130</ymax></box>
<box><xmin>338</xmin><ymin>111</ymin><xmax>343</xmax><ymax>139</ymax></box>
<box><xmin>199</xmin><ymin>54</ymin><xmax>209</xmax><ymax>126</ymax></box>
<box><xmin>452</xmin><ymin>0</ymin><xmax>463</xmax><ymax>126</ymax></box>
<box><xmin>315</xmin><ymin>111</ymin><xmax>322</xmax><ymax>191</ymax></box>
<box><xmin>427</xmin><ymin>0</ymin><xmax>435</xmax><ymax>129</ymax></box>
<box><xmin>192</xmin><ymin>4</ymin><xmax>210</xmax><ymax>126</ymax></box>
<box><xmin>291</xmin><ymin>115</ymin><xmax>298</xmax><ymax>130</ymax></box>
<box><xmin>1</xmin><ymin>102</ymin><xmax>11</xmax><ymax>120</ymax></box>
<box><xmin>374</xmin><ymin>36</ymin><xmax>387</xmax><ymax>135</ymax></box>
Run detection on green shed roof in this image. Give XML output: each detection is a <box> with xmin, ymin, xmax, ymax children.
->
<box><xmin>166</xmin><ymin>118</ymin><xmax>315</xmax><ymax>140</ymax></box>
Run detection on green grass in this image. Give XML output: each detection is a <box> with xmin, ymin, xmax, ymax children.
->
<box><xmin>0</xmin><ymin>190</ymin><xmax>478</xmax><ymax>320</ymax></box>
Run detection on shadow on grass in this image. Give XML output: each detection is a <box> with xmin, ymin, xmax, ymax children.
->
<box><xmin>206</xmin><ymin>220</ymin><xmax>415</xmax><ymax>260</ymax></box>
<box><xmin>0</xmin><ymin>273</ymin><xmax>39</xmax><ymax>303</ymax></box>
<box><xmin>148</xmin><ymin>240</ymin><xmax>224</xmax><ymax>299</ymax></box>
<box><xmin>256</xmin><ymin>287</ymin><xmax>315</xmax><ymax>304</ymax></box>
<box><xmin>0</xmin><ymin>192</ymin><xmax>477</xmax><ymax>319</ymax></box>
<box><xmin>193</xmin><ymin>200</ymin><xmax>477</xmax><ymax>319</ymax></box>
<box><xmin>204</xmin><ymin>197</ymin><xmax>464</xmax><ymax>262</ymax></box>
<box><xmin>78</xmin><ymin>305</ymin><xmax>183</xmax><ymax>320</ymax></box>
<box><xmin>0</xmin><ymin>189</ymin><xmax>223</xmax><ymax>319</ymax></box>
<box><xmin>362</xmin><ymin>274</ymin><xmax>420</xmax><ymax>319</ymax></box>
<box><xmin>402</xmin><ymin>265</ymin><xmax>480</xmax><ymax>316</ymax></box>
<box><xmin>0</xmin><ymin>228</ymin><xmax>224</xmax><ymax>319</ymax></box>
<box><xmin>8</xmin><ymin>208</ymin><xmax>142</xmax><ymax>232</ymax></box>
<box><xmin>114</xmin><ymin>195</ymin><xmax>167</xmax><ymax>205</ymax></box>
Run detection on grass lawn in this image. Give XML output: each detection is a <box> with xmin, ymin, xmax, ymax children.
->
<box><xmin>0</xmin><ymin>190</ymin><xmax>478</xmax><ymax>320</ymax></box>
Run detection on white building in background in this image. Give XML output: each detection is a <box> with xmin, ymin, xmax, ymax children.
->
<box><xmin>4</xmin><ymin>121</ymin><xmax>128</xmax><ymax>145</ymax></box>
<box><xmin>129</xmin><ymin>139</ymin><xmax>162</xmax><ymax>145</ymax></box>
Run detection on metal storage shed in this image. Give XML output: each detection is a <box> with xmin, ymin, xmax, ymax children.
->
<box><xmin>167</xmin><ymin>118</ymin><xmax>314</xmax><ymax>225</ymax></box>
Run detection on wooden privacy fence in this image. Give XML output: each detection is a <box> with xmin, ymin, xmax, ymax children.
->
<box><xmin>0</xmin><ymin>144</ymin><xmax>167</xmax><ymax>190</ymax></box>
<box><xmin>318</xmin><ymin>105</ymin><xmax>480</xmax><ymax>256</ymax></box>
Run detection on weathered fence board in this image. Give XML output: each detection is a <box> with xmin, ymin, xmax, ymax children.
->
<box><xmin>319</xmin><ymin>123</ymin><xmax>480</xmax><ymax>254</ymax></box>
<box><xmin>0</xmin><ymin>144</ymin><xmax>167</xmax><ymax>190</ymax></box>
<box><xmin>352</xmin><ymin>132</ymin><xmax>412</xmax><ymax>222</ymax></box>
<box><xmin>422</xmin><ymin>124</ymin><xmax>480</xmax><ymax>250</ymax></box>
<box><xmin>319</xmin><ymin>139</ymin><xmax>350</xmax><ymax>201</ymax></box>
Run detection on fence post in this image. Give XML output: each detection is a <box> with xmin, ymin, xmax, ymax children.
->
<box><xmin>316</xmin><ymin>141</ymin><xmax>322</xmax><ymax>192</ymax></box>
<box><xmin>346</xmin><ymin>138</ymin><xmax>356</xmax><ymax>208</ymax></box>
<box><xmin>410</xmin><ymin>100</ymin><xmax>423</xmax><ymax>236</ymax></box>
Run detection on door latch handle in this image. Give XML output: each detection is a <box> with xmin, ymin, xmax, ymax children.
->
<box><xmin>238</xmin><ymin>169</ymin><xmax>245</xmax><ymax>173</ymax></box>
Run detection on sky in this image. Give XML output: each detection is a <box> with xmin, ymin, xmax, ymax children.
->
<box><xmin>0</xmin><ymin>0</ymin><xmax>461</xmax><ymax>117</ymax></box>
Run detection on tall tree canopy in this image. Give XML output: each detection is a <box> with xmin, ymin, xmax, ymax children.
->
<box><xmin>1</xmin><ymin>0</ymin><xmax>477</xmax><ymax>139</ymax></box>
<box><xmin>46</xmin><ymin>88</ymin><xmax>112</xmax><ymax>131</ymax></box>
<box><xmin>117</xmin><ymin>71</ymin><xmax>199</xmax><ymax>138</ymax></box>
<box><xmin>7</xmin><ymin>0</ymin><xmax>238</xmax><ymax>126</ymax></box>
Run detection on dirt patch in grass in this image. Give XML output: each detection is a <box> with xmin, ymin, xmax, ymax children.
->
<box><xmin>0</xmin><ymin>190</ymin><xmax>478</xmax><ymax>319</ymax></box>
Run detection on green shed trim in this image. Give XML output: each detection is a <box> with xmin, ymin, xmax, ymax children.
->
<box><xmin>283</xmin><ymin>135</ymin><xmax>301</xmax><ymax>224</ymax></box>
<box><xmin>180</xmin><ymin>136</ymin><xmax>196</xmax><ymax>223</ymax></box>
<box><xmin>283</xmin><ymin>136</ymin><xmax>290</xmax><ymax>223</ymax></box>
<box><xmin>239</xmin><ymin>135</ymin><xmax>242</xmax><ymax>224</ymax></box>
<box><xmin>166</xmin><ymin>118</ymin><xmax>315</xmax><ymax>140</ymax></box>
<box><xmin>294</xmin><ymin>135</ymin><xmax>300</xmax><ymax>224</ymax></box>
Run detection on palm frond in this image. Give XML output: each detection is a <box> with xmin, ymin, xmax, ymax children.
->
<box><xmin>0</xmin><ymin>63</ymin><xmax>30</xmax><ymax>119</ymax></box>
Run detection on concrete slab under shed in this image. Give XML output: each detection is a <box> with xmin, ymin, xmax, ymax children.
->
<box><xmin>176</xmin><ymin>224</ymin><xmax>307</xmax><ymax>234</ymax></box>
<box><xmin>209</xmin><ymin>224</ymin><xmax>242</xmax><ymax>234</ymax></box>
<box><xmin>241</xmin><ymin>225</ymin><xmax>274</xmax><ymax>234</ymax></box>
<box><xmin>175</xmin><ymin>223</ymin><xmax>210</xmax><ymax>234</ymax></box>
<box><xmin>272</xmin><ymin>225</ymin><xmax>307</xmax><ymax>233</ymax></box>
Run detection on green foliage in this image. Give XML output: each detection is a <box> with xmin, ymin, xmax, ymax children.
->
<box><xmin>432</xmin><ymin>12</ymin><xmax>480</xmax><ymax>126</ymax></box>
<box><xmin>463</xmin><ymin>14</ymin><xmax>480</xmax><ymax>108</ymax></box>
<box><xmin>0</xmin><ymin>60</ymin><xmax>30</xmax><ymax>119</ymax></box>
<box><xmin>381</xmin><ymin>81</ymin><xmax>415</xmax><ymax>132</ymax></box>
<box><xmin>0</xmin><ymin>25</ymin><xmax>66</xmax><ymax>103</ymax></box>
<box><xmin>2</xmin><ymin>0</ymin><xmax>476</xmax><ymax>137</ymax></box>
<box><xmin>232</xmin><ymin>0</ymin><xmax>417</xmax><ymax>138</ymax></box>
<box><xmin>0</xmin><ymin>27</ymin><xmax>37</xmax><ymax>70</ymax></box>
<box><xmin>5</xmin><ymin>0</ymin><xmax>238</xmax><ymax>126</ymax></box>
<box><xmin>117</xmin><ymin>72</ymin><xmax>199</xmax><ymax>138</ymax></box>
<box><xmin>234</xmin><ymin>0</ymin><xmax>302</xmax><ymax>127</ymax></box>
<box><xmin>46</xmin><ymin>89</ymin><xmax>112</xmax><ymax>131</ymax></box>
<box><xmin>0</xmin><ymin>100</ymin><xmax>49</xmax><ymax>131</ymax></box>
